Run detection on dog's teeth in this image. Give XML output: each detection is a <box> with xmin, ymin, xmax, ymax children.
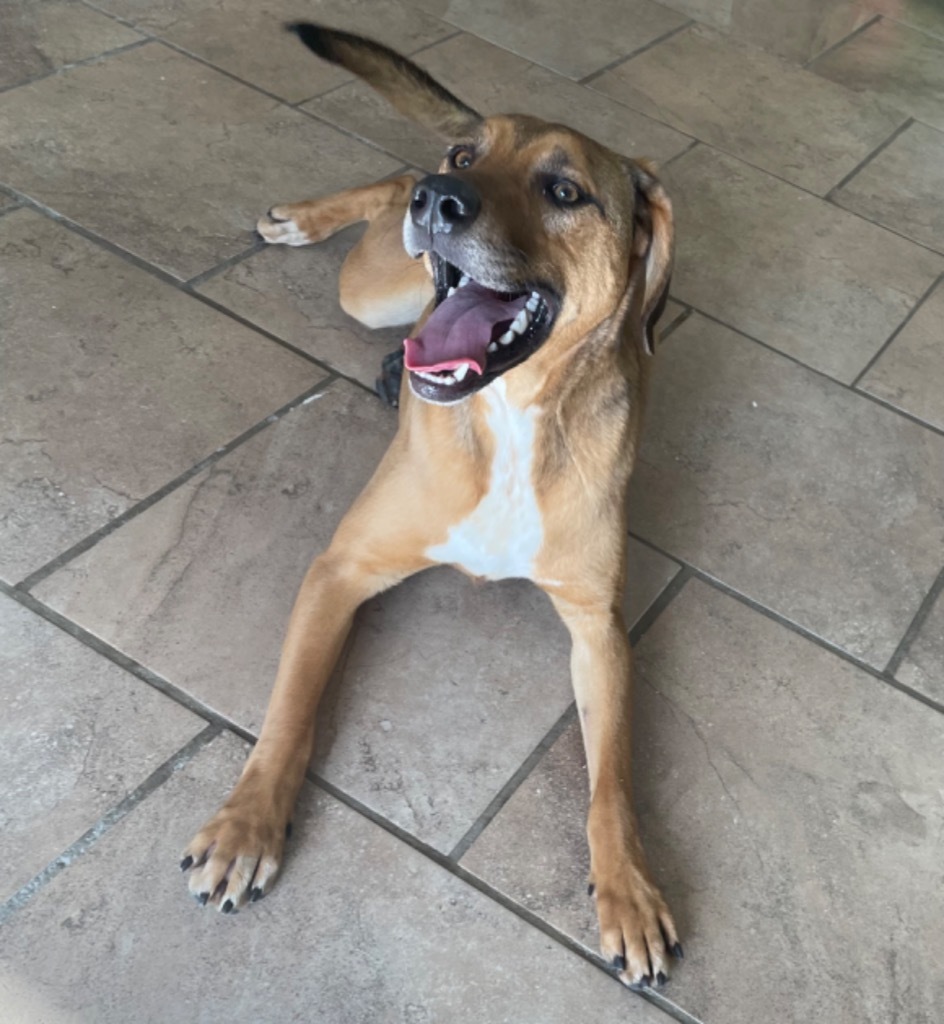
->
<box><xmin>526</xmin><ymin>294</ymin><xmax>540</xmax><ymax>312</ymax></box>
<box><xmin>447</xmin><ymin>286</ymin><xmax>456</xmax><ymax>297</ymax></box>
<box><xmin>458</xmin><ymin>274</ymin><xmax>470</xmax><ymax>288</ymax></box>
<box><xmin>511</xmin><ymin>309</ymin><xmax>531</xmax><ymax>334</ymax></box>
<box><xmin>487</xmin><ymin>341</ymin><xmax>498</xmax><ymax>352</ymax></box>
<box><xmin>498</xmin><ymin>329</ymin><xmax>515</xmax><ymax>346</ymax></box>
<box><xmin>440</xmin><ymin>373</ymin><xmax>456</xmax><ymax>384</ymax></box>
<box><xmin>453</xmin><ymin>363</ymin><xmax>470</xmax><ymax>382</ymax></box>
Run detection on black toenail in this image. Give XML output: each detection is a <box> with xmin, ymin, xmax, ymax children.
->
<box><xmin>671</xmin><ymin>942</ymin><xmax>684</xmax><ymax>960</ymax></box>
<box><xmin>285</xmin><ymin>821</ymin><xmax>293</xmax><ymax>839</ymax></box>
<box><xmin>198</xmin><ymin>892</ymin><xmax>209</xmax><ymax>906</ymax></box>
<box><xmin>657</xmin><ymin>971</ymin><xmax>668</xmax><ymax>986</ymax></box>
<box><xmin>180</xmin><ymin>855</ymin><xmax>193</xmax><ymax>872</ymax></box>
<box><xmin>613</xmin><ymin>955</ymin><xmax>626</xmax><ymax>971</ymax></box>
<box><xmin>250</xmin><ymin>887</ymin><xmax>264</xmax><ymax>902</ymax></box>
<box><xmin>587</xmin><ymin>883</ymin><xmax>595</xmax><ymax>897</ymax></box>
<box><xmin>221</xmin><ymin>899</ymin><xmax>234</xmax><ymax>914</ymax></box>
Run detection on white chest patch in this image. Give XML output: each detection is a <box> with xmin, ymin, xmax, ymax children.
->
<box><xmin>426</xmin><ymin>379</ymin><xmax>544</xmax><ymax>582</ymax></box>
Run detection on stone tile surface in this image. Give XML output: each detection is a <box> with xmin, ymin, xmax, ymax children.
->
<box><xmin>0</xmin><ymin>43</ymin><xmax>400</xmax><ymax>280</ymax></box>
<box><xmin>0</xmin><ymin>210</ymin><xmax>325</xmax><ymax>582</ymax></box>
<box><xmin>662</xmin><ymin>145</ymin><xmax>943</xmax><ymax>382</ymax></box>
<box><xmin>464</xmin><ymin>580</ymin><xmax>944</xmax><ymax>1024</ymax></box>
<box><xmin>896</xmin><ymin>586</ymin><xmax>944</xmax><ymax>705</ymax></box>
<box><xmin>407</xmin><ymin>0</ymin><xmax>688</xmax><ymax>79</ymax></box>
<box><xmin>93</xmin><ymin>0</ymin><xmax>455</xmax><ymax>103</ymax></box>
<box><xmin>858</xmin><ymin>278</ymin><xmax>944</xmax><ymax>432</ymax></box>
<box><xmin>0</xmin><ymin>731</ymin><xmax>671</xmax><ymax>1024</ymax></box>
<box><xmin>628</xmin><ymin>313</ymin><xmax>944</xmax><ymax>668</ymax></box>
<box><xmin>812</xmin><ymin>17</ymin><xmax>944</xmax><ymax>131</ymax></box>
<box><xmin>198</xmin><ymin>226</ymin><xmax>405</xmax><ymax>389</ymax></box>
<box><xmin>0</xmin><ymin>188</ymin><xmax>18</xmax><ymax>214</ymax></box>
<box><xmin>832</xmin><ymin>119</ymin><xmax>944</xmax><ymax>253</ymax></box>
<box><xmin>592</xmin><ymin>24</ymin><xmax>904</xmax><ymax>194</ymax></box>
<box><xmin>0</xmin><ymin>593</ymin><xmax>202</xmax><ymax>901</ymax></box>
<box><xmin>0</xmin><ymin>0</ymin><xmax>142</xmax><ymax>90</ymax></box>
<box><xmin>303</xmin><ymin>33</ymin><xmax>692</xmax><ymax>172</ymax></box>
<box><xmin>654</xmin><ymin>0</ymin><xmax>873</xmax><ymax>62</ymax></box>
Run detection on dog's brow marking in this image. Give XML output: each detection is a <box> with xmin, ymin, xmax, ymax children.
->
<box><xmin>426</xmin><ymin>378</ymin><xmax>544</xmax><ymax>582</ymax></box>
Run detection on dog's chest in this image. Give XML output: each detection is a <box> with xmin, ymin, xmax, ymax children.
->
<box><xmin>426</xmin><ymin>380</ymin><xmax>544</xmax><ymax>582</ymax></box>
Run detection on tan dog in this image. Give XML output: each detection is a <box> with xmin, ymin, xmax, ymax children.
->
<box><xmin>180</xmin><ymin>23</ymin><xmax>680</xmax><ymax>990</ymax></box>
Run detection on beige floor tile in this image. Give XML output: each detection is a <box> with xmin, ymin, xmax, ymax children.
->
<box><xmin>812</xmin><ymin>17</ymin><xmax>944</xmax><ymax>132</ymax></box>
<box><xmin>871</xmin><ymin>0</ymin><xmax>944</xmax><ymax>38</ymax></box>
<box><xmin>303</xmin><ymin>33</ymin><xmax>692</xmax><ymax>172</ymax></box>
<box><xmin>654</xmin><ymin>0</ymin><xmax>872</xmax><ymax>62</ymax></box>
<box><xmin>0</xmin><ymin>0</ymin><xmax>142</xmax><ymax>90</ymax></box>
<box><xmin>33</xmin><ymin>379</ymin><xmax>679</xmax><ymax>851</ymax></box>
<box><xmin>0</xmin><ymin>211</ymin><xmax>325</xmax><ymax>582</ymax></box>
<box><xmin>463</xmin><ymin>580</ymin><xmax>944</xmax><ymax>1024</ymax></box>
<box><xmin>407</xmin><ymin>0</ymin><xmax>688</xmax><ymax>80</ymax></box>
<box><xmin>628</xmin><ymin>313</ymin><xmax>944</xmax><ymax>667</ymax></box>
<box><xmin>896</xmin><ymin>586</ymin><xmax>944</xmax><ymax>705</ymax></box>
<box><xmin>0</xmin><ymin>188</ymin><xmax>18</xmax><ymax>214</ymax></box>
<box><xmin>832</xmin><ymin>120</ymin><xmax>944</xmax><ymax>253</ymax></box>
<box><xmin>0</xmin><ymin>731</ymin><xmax>672</xmax><ymax>1024</ymax></box>
<box><xmin>858</xmin><ymin>279</ymin><xmax>944</xmax><ymax>432</ymax></box>
<box><xmin>591</xmin><ymin>25</ymin><xmax>904</xmax><ymax>194</ymax></box>
<box><xmin>92</xmin><ymin>0</ymin><xmax>455</xmax><ymax>103</ymax></box>
<box><xmin>0</xmin><ymin>593</ymin><xmax>202</xmax><ymax>901</ymax></box>
<box><xmin>662</xmin><ymin>146</ymin><xmax>943</xmax><ymax>382</ymax></box>
<box><xmin>0</xmin><ymin>43</ymin><xmax>401</xmax><ymax>280</ymax></box>
<box><xmin>197</xmin><ymin>227</ymin><xmax>404</xmax><ymax>390</ymax></box>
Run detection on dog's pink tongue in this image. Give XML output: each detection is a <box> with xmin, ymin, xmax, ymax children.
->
<box><xmin>404</xmin><ymin>282</ymin><xmax>528</xmax><ymax>374</ymax></box>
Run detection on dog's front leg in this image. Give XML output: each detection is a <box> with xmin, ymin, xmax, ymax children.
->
<box><xmin>550</xmin><ymin>596</ymin><xmax>682</xmax><ymax>988</ymax></box>
<box><xmin>181</xmin><ymin>543</ymin><xmax>416</xmax><ymax>912</ymax></box>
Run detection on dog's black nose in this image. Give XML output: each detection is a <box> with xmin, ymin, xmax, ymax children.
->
<box><xmin>410</xmin><ymin>174</ymin><xmax>481</xmax><ymax>237</ymax></box>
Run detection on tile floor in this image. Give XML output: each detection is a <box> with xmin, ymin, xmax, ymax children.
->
<box><xmin>1</xmin><ymin>1</ymin><xmax>942</xmax><ymax>1022</ymax></box>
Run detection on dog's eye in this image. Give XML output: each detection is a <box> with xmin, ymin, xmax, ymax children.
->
<box><xmin>548</xmin><ymin>180</ymin><xmax>582</xmax><ymax>205</ymax></box>
<box><xmin>448</xmin><ymin>146</ymin><xmax>475</xmax><ymax>170</ymax></box>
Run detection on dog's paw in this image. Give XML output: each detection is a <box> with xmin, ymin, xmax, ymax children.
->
<box><xmin>588</xmin><ymin>867</ymin><xmax>682</xmax><ymax>989</ymax></box>
<box><xmin>179</xmin><ymin>803</ymin><xmax>291</xmax><ymax>912</ymax></box>
<box><xmin>256</xmin><ymin>206</ymin><xmax>316</xmax><ymax>246</ymax></box>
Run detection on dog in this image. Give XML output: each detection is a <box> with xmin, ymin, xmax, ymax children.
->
<box><xmin>180</xmin><ymin>23</ymin><xmax>680</xmax><ymax>990</ymax></box>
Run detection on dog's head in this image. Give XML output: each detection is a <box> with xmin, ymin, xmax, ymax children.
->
<box><xmin>289</xmin><ymin>23</ymin><xmax>673</xmax><ymax>406</ymax></box>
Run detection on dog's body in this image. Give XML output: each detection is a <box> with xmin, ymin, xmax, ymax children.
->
<box><xmin>181</xmin><ymin>24</ymin><xmax>681</xmax><ymax>989</ymax></box>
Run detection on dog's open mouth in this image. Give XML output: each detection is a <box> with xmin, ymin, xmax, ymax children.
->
<box><xmin>405</xmin><ymin>253</ymin><xmax>558</xmax><ymax>404</ymax></box>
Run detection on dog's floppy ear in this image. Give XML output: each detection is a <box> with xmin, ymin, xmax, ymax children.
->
<box><xmin>625</xmin><ymin>158</ymin><xmax>674</xmax><ymax>355</ymax></box>
<box><xmin>287</xmin><ymin>23</ymin><xmax>481</xmax><ymax>139</ymax></box>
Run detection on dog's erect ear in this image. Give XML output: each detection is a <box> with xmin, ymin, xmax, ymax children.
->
<box><xmin>287</xmin><ymin>23</ymin><xmax>481</xmax><ymax>139</ymax></box>
<box><xmin>625</xmin><ymin>158</ymin><xmax>674</xmax><ymax>355</ymax></box>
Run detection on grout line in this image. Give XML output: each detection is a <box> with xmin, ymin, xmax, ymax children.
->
<box><xmin>447</xmin><ymin>704</ymin><xmax>579</xmax><ymax>861</ymax></box>
<box><xmin>309</xmin><ymin>771</ymin><xmax>698</xmax><ymax>1023</ymax></box>
<box><xmin>825</xmin><ymin>117</ymin><xmax>914</xmax><ymax>199</ymax></box>
<box><xmin>660</xmin><ymin>138</ymin><xmax>699</xmax><ymax>169</ymax></box>
<box><xmin>0</xmin><ymin>37</ymin><xmax>152</xmax><ymax>96</ymax></box>
<box><xmin>0</xmin><ymin>203</ymin><xmax>23</xmax><ymax>220</ymax></box>
<box><xmin>579</xmin><ymin>20</ymin><xmax>694</xmax><ymax>85</ymax></box>
<box><xmin>184</xmin><ymin>238</ymin><xmax>266</xmax><ymax>289</ymax></box>
<box><xmin>851</xmin><ymin>270</ymin><xmax>943</xmax><ymax>387</ymax></box>
<box><xmin>658</xmin><ymin>303</ymin><xmax>693</xmax><ymax>341</ymax></box>
<box><xmin>803</xmin><ymin>13</ymin><xmax>881</xmax><ymax>68</ymax></box>
<box><xmin>629</xmin><ymin>567</ymin><xmax>692</xmax><ymax>647</ymax></box>
<box><xmin>625</xmin><ymin>533</ymin><xmax>944</xmax><ymax>719</ymax></box>
<box><xmin>0</xmin><ymin>582</ymin><xmax>260</xmax><ymax>741</ymax></box>
<box><xmin>14</xmin><ymin>380</ymin><xmax>335</xmax><ymax>591</ymax></box>
<box><xmin>0</xmin><ymin>725</ymin><xmax>221</xmax><ymax>926</ymax></box>
<box><xmin>675</xmin><ymin>302</ymin><xmax>944</xmax><ymax>442</ymax></box>
<box><xmin>884</xmin><ymin>562</ymin><xmax>944</xmax><ymax>678</ymax></box>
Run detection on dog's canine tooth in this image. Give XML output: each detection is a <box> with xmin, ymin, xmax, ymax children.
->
<box><xmin>487</xmin><ymin>341</ymin><xmax>499</xmax><ymax>353</ymax></box>
<box><xmin>447</xmin><ymin>286</ymin><xmax>456</xmax><ymax>297</ymax></box>
<box><xmin>511</xmin><ymin>308</ymin><xmax>531</xmax><ymax>334</ymax></box>
<box><xmin>453</xmin><ymin>363</ymin><xmax>470</xmax><ymax>382</ymax></box>
<box><xmin>459</xmin><ymin>274</ymin><xmax>470</xmax><ymax>288</ymax></box>
<box><xmin>526</xmin><ymin>294</ymin><xmax>540</xmax><ymax>312</ymax></box>
<box><xmin>498</xmin><ymin>329</ymin><xmax>515</xmax><ymax>346</ymax></box>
